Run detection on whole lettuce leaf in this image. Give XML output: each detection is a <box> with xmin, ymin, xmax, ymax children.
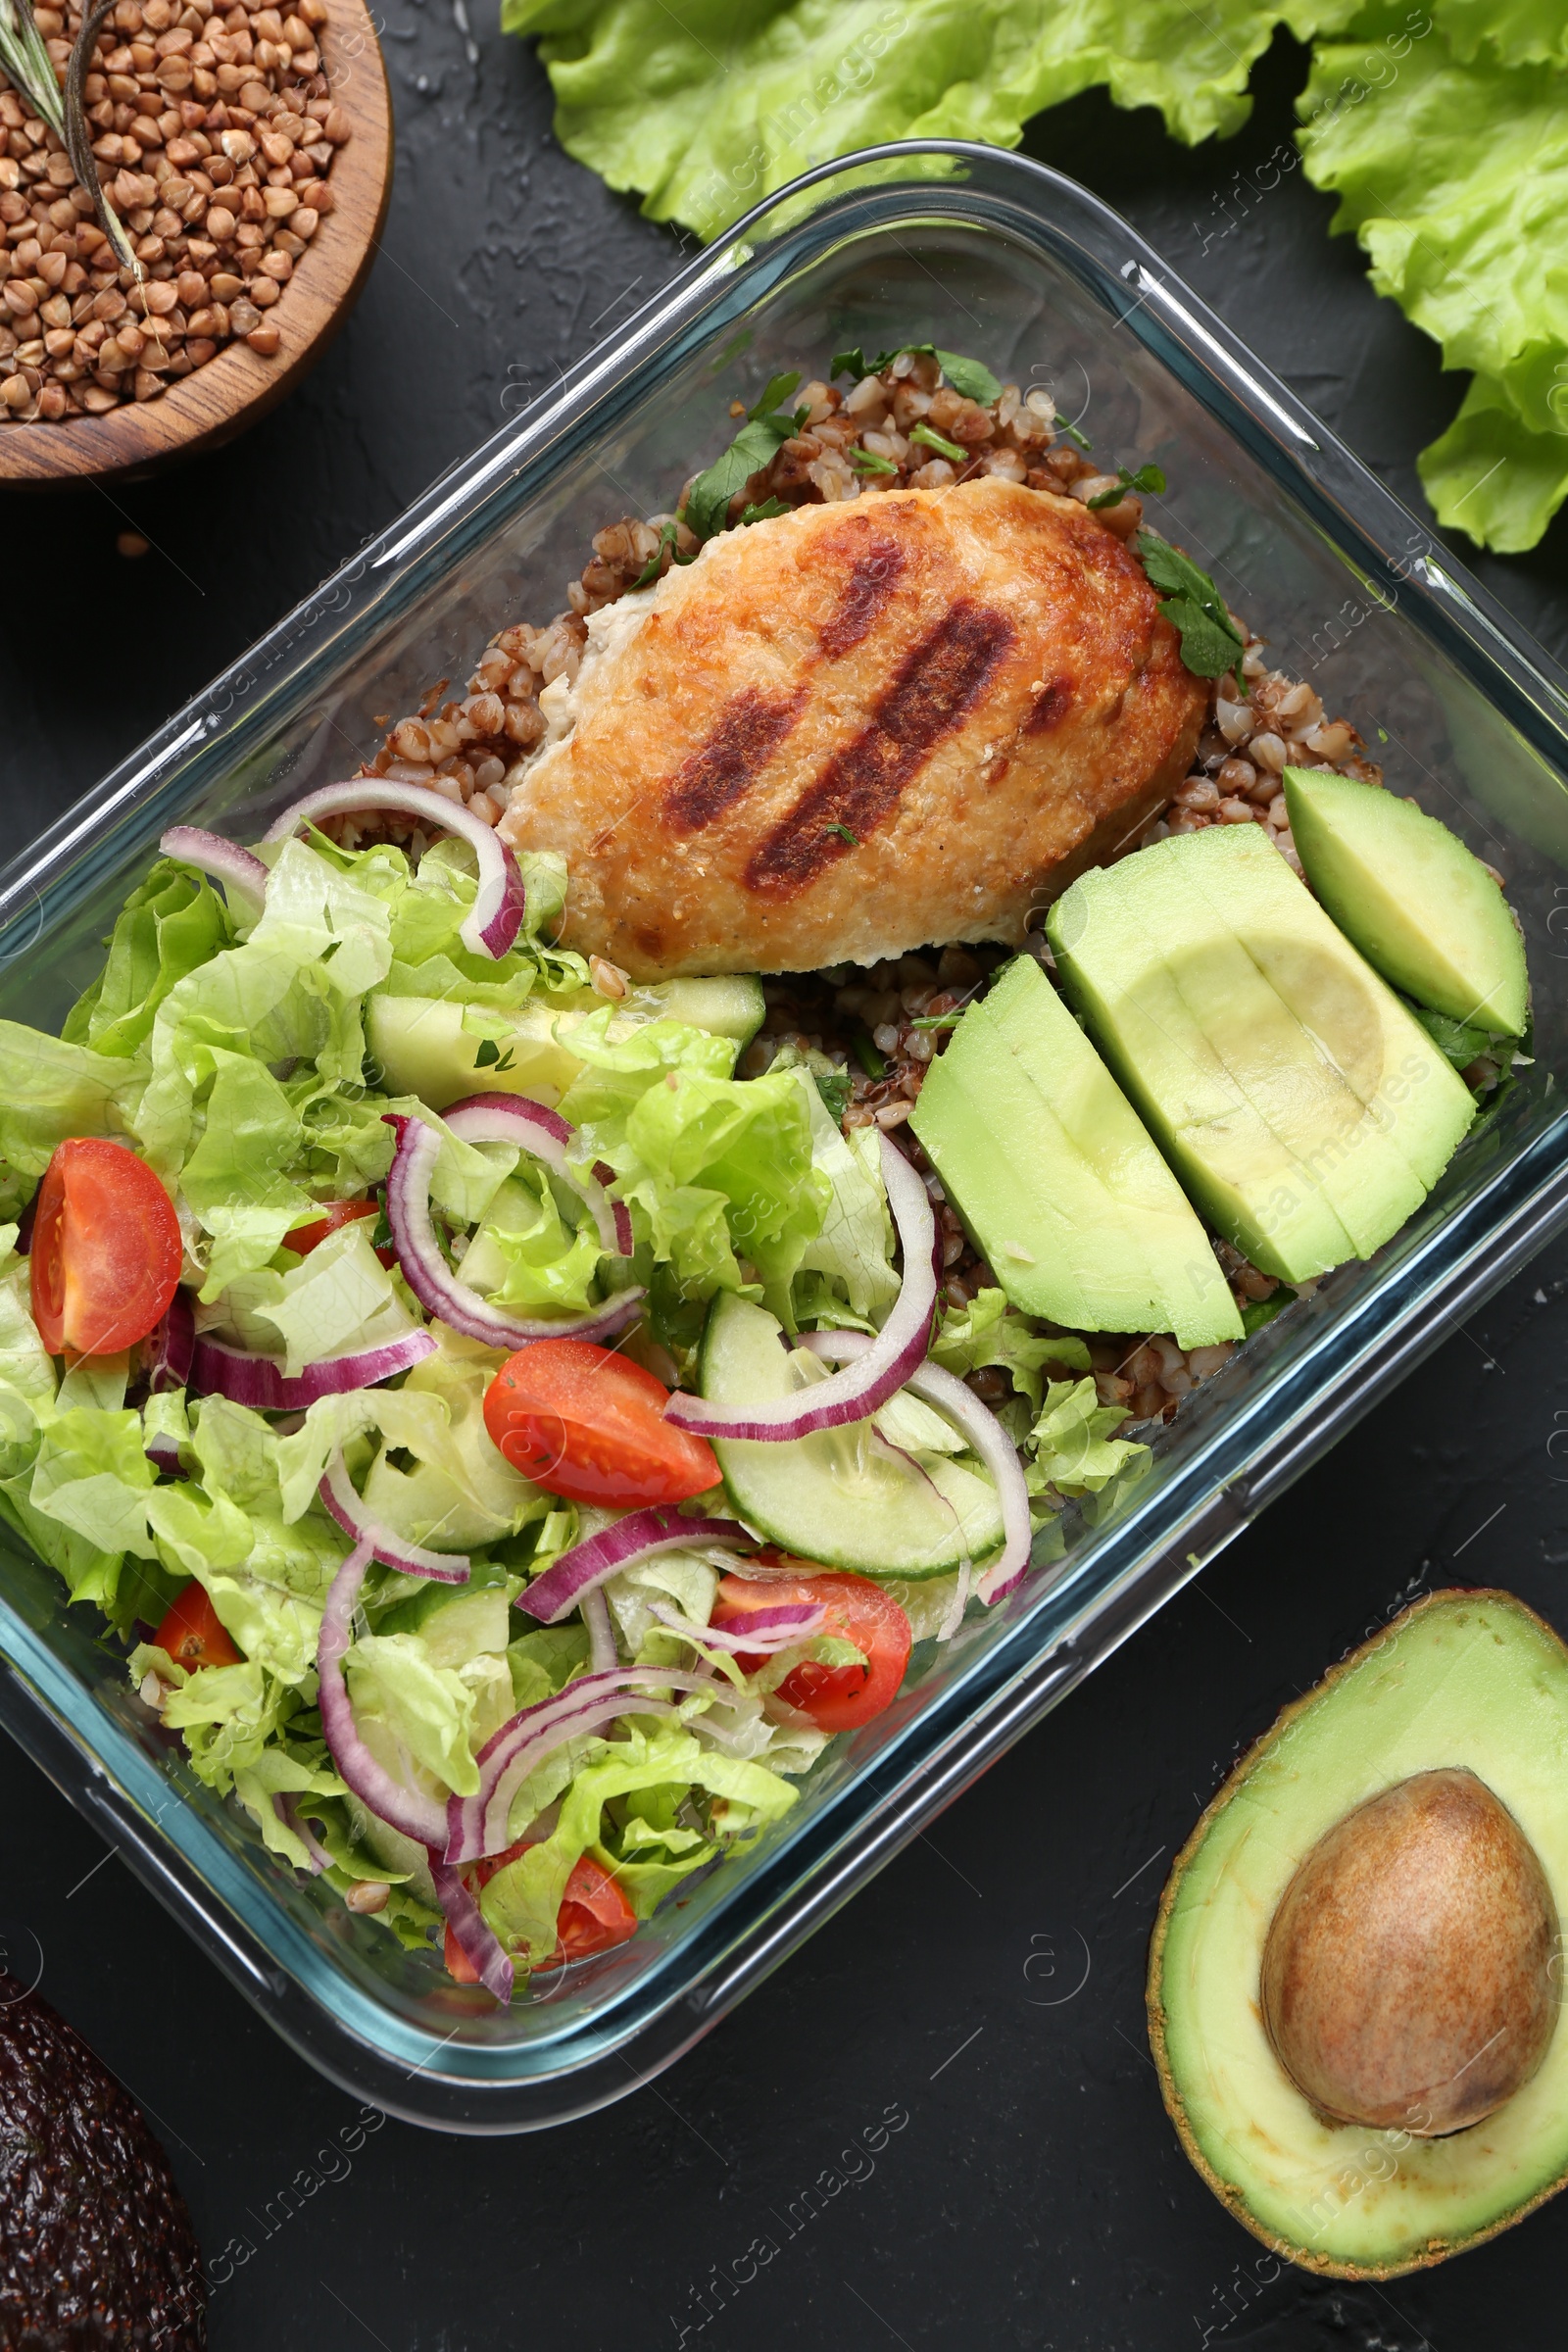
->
<box><xmin>505</xmin><ymin>0</ymin><xmax>1362</xmax><ymax>242</ymax></box>
<box><xmin>1298</xmin><ymin>7</ymin><xmax>1568</xmax><ymax>549</ymax></box>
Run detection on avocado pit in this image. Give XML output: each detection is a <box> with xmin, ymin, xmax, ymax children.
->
<box><xmin>1261</xmin><ymin>1766</ymin><xmax>1558</xmax><ymax>2135</ymax></box>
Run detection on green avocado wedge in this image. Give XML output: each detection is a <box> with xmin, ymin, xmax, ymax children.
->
<box><xmin>1048</xmin><ymin>825</ymin><xmax>1476</xmax><ymax>1285</ymax></box>
<box><xmin>909</xmin><ymin>956</ymin><xmax>1242</xmax><ymax>1348</ymax></box>
<box><xmin>1149</xmin><ymin>1590</ymin><xmax>1568</xmax><ymax>2279</ymax></box>
<box><xmin>699</xmin><ymin>1292</ymin><xmax>1003</xmax><ymax>1578</ymax></box>
<box><xmin>1283</xmin><ymin>768</ymin><xmax>1529</xmax><ymax>1037</ymax></box>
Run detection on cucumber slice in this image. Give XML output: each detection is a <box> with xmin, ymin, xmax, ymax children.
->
<box><xmin>367</xmin><ymin>974</ymin><xmax>765</xmax><ymax>1112</ymax></box>
<box><xmin>699</xmin><ymin>1293</ymin><xmax>1003</xmax><ymax>1579</ymax></box>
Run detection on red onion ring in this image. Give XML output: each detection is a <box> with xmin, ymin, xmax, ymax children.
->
<box><xmin>144</xmin><ymin>1436</ymin><xmax>185</xmax><ymax>1479</ymax></box>
<box><xmin>145</xmin><ymin>1288</ymin><xmax>195</xmax><ymax>1395</ymax></box>
<box><xmin>444</xmin><ymin>1668</ymin><xmax>709</xmax><ymax>1863</ymax></box>
<box><xmin>262</xmin><ymin>781</ymin><xmax>527</xmax><ymax>959</ymax></box>
<box><xmin>189</xmin><ymin>1325</ymin><xmax>437</xmax><ymax>1412</ymax></box>
<box><xmin>273</xmin><ymin>1792</ymin><xmax>332</xmax><ymax>1876</ymax></box>
<box><xmin>429</xmin><ymin>1858</ymin><xmax>514</xmax><ymax>2003</ymax></box>
<box><xmin>318</xmin><ymin>1453</ymin><xmax>470</xmax><ymax>1584</ymax></box>
<box><xmin>159</xmin><ymin>825</ymin><xmax>270</xmax><ymax>907</ymax></box>
<box><xmin>444</xmin><ymin>1094</ymin><xmax>633</xmax><ymax>1261</ymax></box>
<box><xmin>663</xmin><ymin>1135</ymin><xmax>937</xmax><ymax>1442</ymax></box>
<box><xmin>317</xmin><ymin>1539</ymin><xmax>450</xmax><ymax>1850</ymax></box>
<box><xmin>649</xmin><ymin>1599</ymin><xmax>825</xmax><ymax>1653</ymax></box>
<box><xmin>383</xmin><ymin>1113</ymin><xmax>646</xmax><ymax>1350</ymax></box>
<box><xmin>518</xmin><ymin>1506</ymin><xmax>750</xmax><ymax>1626</ymax></box>
<box><xmin>804</xmin><ymin>1331</ymin><xmax>1033</xmax><ymax>1601</ymax></box>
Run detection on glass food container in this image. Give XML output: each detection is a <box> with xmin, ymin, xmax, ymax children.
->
<box><xmin>2</xmin><ymin>144</ymin><xmax>1565</xmax><ymax>2132</ymax></box>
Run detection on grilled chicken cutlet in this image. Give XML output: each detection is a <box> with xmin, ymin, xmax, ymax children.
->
<box><xmin>499</xmin><ymin>479</ymin><xmax>1207</xmax><ymax>978</ymax></box>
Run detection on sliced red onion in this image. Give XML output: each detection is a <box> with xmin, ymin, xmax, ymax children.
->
<box><xmin>803</xmin><ymin>1331</ymin><xmax>1033</xmax><ymax>1603</ymax></box>
<box><xmin>274</xmin><ymin>1791</ymin><xmax>331</xmax><ymax>1876</ymax></box>
<box><xmin>145</xmin><ymin>1288</ymin><xmax>195</xmax><ymax>1395</ymax></box>
<box><xmin>444</xmin><ymin>1666</ymin><xmax>710</xmax><ymax>1863</ymax></box>
<box><xmin>581</xmin><ymin>1584</ymin><xmax>617</xmax><ymax>1673</ymax></box>
<box><xmin>317</xmin><ymin>1539</ymin><xmax>449</xmax><ymax>1850</ymax></box>
<box><xmin>318</xmin><ymin>1453</ymin><xmax>469</xmax><ymax>1584</ymax></box>
<box><xmin>262</xmin><ymin>781</ymin><xmax>526</xmax><ymax>959</ymax></box>
<box><xmin>145</xmin><ymin>1435</ymin><xmax>185</xmax><ymax>1479</ymax></box>
<box><xmin>593</xmin><ymin>1163</ymin><xmax>635</xmax><ymax>1256</ymax></box>
<box><xmin>650</xmin><ymin>1600</ymin><xmax>825</xmax><ymax>1653</ymax></box>
<box><xmin>160</xmin><ymin>825</ymin><xmax>270</xmax><ymax>909</ymax></box>
<box><xmin>383</xmin><ymin>1114</ymin><xmax>645</xmax><ymax>1350</ymax></box>
<box><xmin>190</xmin><ymin>1324</ymin><xmax>437</xmax><ymax>1412</ymax></box>
<box><xmin>663</xmin><ymin>1135</ymin><xmax>937</xmax><ymax>1442</ymax></box>
<box><xmin>518</xmin><ymin>1506</ymin><xmax>750</xmax><ymax>1627</ymax></box>
<box><xmin>429</xmin><ymin>1858</ymin><xmax>514</xmax><ymax>2004</ymax></box>
<box><xmin>444</xmin><ymin>1094</ymin><xmax>632</xmax><ymax>1261</ymax></box>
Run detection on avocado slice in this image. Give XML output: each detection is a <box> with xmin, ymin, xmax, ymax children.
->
<box><xmin>1149</xmin><ymin>1590</ymin><xmax>1568</xmax><ymax>2278</ymax></box>
<box><xmin>1283</xmin><ymin>767</ymin><xmax>1529</xmax><ymax>1036</ymax></box>
<box><xmin>1048</xmin><ymin>826</ymin><xmax>1476</xmax><ymax>1284</ymax></box>
<box><xmin>367</xmin><ymin>974</ymin><xmax>765</xmax><ymax>1110</ymax></box>
<box><xmin>909</xmin><ymin>956</ymin><xmax>1242</xmax><ymax>1346</ymax></box>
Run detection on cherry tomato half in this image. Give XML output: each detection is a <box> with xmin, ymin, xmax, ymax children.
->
<box><xmin>30</xmin><ymin>1138</ymin><xmax>183</xmax><ymax>1358</ymax></box>
<box><xmin>712</xmin><ymin>1569</ymin><xmax>912</xmax><ymax>1734</ymax></box>
<box><xmin>442</xmin><ymin>1843</ymin><xmax>637</xmax><ymax>1984</ymax></box>
<box><xmin>285</xmin><ymin>1197</ymin><xmax>394</xmax><ymax>1268</ymax></box>
<box><xmin>482</xmin><ymin>1338</ymin><xmax>718</xmax><ymax>1506</ymax></box>
<box><xmin>152</xmin><ymin>1582</ymin><xmax>241</xmax><ymax>1670</ymax></box>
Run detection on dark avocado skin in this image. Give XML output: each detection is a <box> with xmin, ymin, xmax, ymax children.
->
<box><xmin>0</xmin><ymin>1969</ymin><xmax>204</xmax><ymax>2347</ymax></box>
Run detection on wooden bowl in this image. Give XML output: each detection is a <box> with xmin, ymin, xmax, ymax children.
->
<box><xmin>0</xmin><ymin>0</ymin><xmax>391</xmax><ymax>488</ymax></box>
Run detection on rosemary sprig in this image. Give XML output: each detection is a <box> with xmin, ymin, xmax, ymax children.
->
<box><xmin>65</xmin><ymin>0</ymin><xmax>142</xmax><ymax>279</ymax></box>
<box><xmin>0</xmin><ymin>0</ymin><xmax>65</xmax><ymax>137</ymax></box>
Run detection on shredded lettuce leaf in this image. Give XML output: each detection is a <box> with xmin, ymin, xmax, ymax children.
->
<box><xmin>931</xmin><ymin>1287</ymin><xmax>1092</xmax><ymax>1413</ymax></box>
<box><xmin>1026</xmin><ymin>1376</ymin><xmax>1150</xmax><ymax>1498</ymax></box>
<box><xmin>480</xmin><ymin>1720</ymin><xmax>797</xmax><ymax>1966</ymax></box>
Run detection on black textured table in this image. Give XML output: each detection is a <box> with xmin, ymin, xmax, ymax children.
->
<box><xmin>4</xmin><ymin>23</ymin><xmax>1568</xmax><ymax>2351</ymax></box>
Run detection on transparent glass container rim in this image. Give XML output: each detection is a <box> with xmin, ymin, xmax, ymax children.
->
<box><xmin>0</xmin><ymin>144</ymin><xmax>1566</xmax><ymax>2132</ymax></box>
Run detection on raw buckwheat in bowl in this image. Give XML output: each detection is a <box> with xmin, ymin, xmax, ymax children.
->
<box><xmin>0</xmin><ymin>146</ymin><xmax>1562</xmax><ymax>2130</ymax></box>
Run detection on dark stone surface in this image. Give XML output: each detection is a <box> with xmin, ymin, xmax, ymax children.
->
<box><xmin>1</xmin><ymin>18</ymin><xmax>1566</xmax><ymax>2351</ymax></box>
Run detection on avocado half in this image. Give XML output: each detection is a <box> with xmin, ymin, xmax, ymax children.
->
<box><xmin>1148</xmin><ymin>1589</ymin><xmax>1568</xmax><ymax>2278</ymax></box>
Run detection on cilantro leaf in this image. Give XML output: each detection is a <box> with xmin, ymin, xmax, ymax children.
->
<box><xmin>933</xmin><ymin>348</ymin><xmax>1002</xmax><ymax>406</ymax></box>
<box><xmin>1136</xmin><ymin>529</ymin><xmax>1245</xmax><ymax>680</ymax></box>
<box><xmin>741</xmin><ymin>497</ymin><xmax>791</xmax><ymax>526</ymax></box>
<box><xmin>812</xmin><ymin>1068</ymin><xmax>853</xmax><ymax>1123</ymax></box>
<box><xmin>1088</xmin><ymin>462</ymin><xmax>1167</xmax><ymax>510</ymax></box>
<box><xmin>681</xmin><ymin>371</ymin><xmax>807</xmax><ymax>541</ymax></box>
<box><xmin>829</xmin><ymin>344</ymin><xmax>1001</xmax><ymax>406</ymax></box>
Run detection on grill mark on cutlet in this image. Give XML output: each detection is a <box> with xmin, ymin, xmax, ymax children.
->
<box><xmin>815</xmin><ymin>538</ymin><xmax>906</xmax><ymax>659</ymax></box>
<box><xmin>662</xmin><ymin>686</ymin><xmax>808</xmax><ymax>835</ymax></box>
<box><xmin>745</xmin><ymin>600</ymin><xmax>1016</xmax><ymax>899</ymax></box>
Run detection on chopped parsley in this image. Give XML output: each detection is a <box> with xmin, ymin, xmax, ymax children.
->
<box><xmin>909</xmin><ymin>420</ymin><xmax>967</xmax><ymax>465</ymax></box>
